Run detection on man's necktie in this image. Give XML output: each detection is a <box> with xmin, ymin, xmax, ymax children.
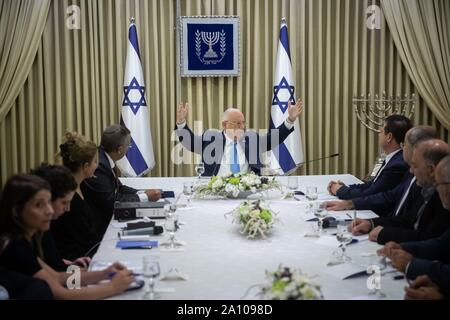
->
<box><xmin>112</xmin><ymin>166</ymin><xmax>121</xmax><ymax>192</ymax></box>
<box><xmin>230</xmin><ymin>142</ymin><xmax>240</xmax><ymax>174</ymax></box>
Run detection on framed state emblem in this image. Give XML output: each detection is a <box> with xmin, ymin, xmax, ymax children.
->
<box><xmin>180</xmin><ymin>16</ymin><xmax>240</xmax><ymax>77</ymax></box>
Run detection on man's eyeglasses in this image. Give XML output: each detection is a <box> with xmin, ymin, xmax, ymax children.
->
<box><xmin>225</xmin><ymin>121</ymin><xmax>246</xmax><ymax>128</ymax></box>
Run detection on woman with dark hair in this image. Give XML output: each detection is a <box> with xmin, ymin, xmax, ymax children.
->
<box><xmin>31</xmin><ymin>164</ymin><xmax>91</xmax><ymax>270</ymax></box>
<box><xmin>51</xmin><ymin>132</ymin><xmax>103</xmax><ymax>260</ymax></box>
<box><xmin>0</xmin><ymin>174</ymin><xmax>134</xmax><ymax>299</ymax></box>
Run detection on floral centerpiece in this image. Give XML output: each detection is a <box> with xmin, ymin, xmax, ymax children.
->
<box><xmin>194</xmin><ymin>172</ymin><xmax>280</xmax><ymax>199</ymax></box>
<box><xmin>258</xmin><ymin>265</ymin><xmax>323</xmax><ymax>300</ymax></box>
<box><xmin>225</xmin><ymin>200</ymin><xmax>278</xmax><ymax>239</ymax></box>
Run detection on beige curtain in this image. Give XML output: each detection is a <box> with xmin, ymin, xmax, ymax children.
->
<box><xmin>0</xmin><ymin>0</ymin><xmax>50</xmax><ymax>122</ymax></box>
<box><xmin>381</xmin><ymin>0</ymin><xmax>450</xmax><ymax>130</ymax></box>
<box><xmin>1</xmin><ymin>0</ymin><xmax>448</xmax><ymax>185</ymax></box>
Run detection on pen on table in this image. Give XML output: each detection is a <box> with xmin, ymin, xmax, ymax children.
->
<box><xmin>108</xmin><ymin>272</ymin><xmax>142</xmax><ymax>278</ymax></box>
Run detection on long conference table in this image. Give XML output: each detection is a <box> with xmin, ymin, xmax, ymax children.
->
<box><xmin>91</xmin><ymin>175</ymin><xmax>407</xmax><ymax>300</ymax></box>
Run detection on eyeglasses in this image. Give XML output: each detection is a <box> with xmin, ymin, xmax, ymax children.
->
<box><xmin>225</xmin><ymin>121</ymin><xmax>246</xmax><ymax>128</ymax></box>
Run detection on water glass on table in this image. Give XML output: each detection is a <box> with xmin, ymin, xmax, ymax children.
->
<box><xmin>183</xmin><ymin>182</ymin><xmax>194</xmax><ymax>208</ymax></box>
<box><xmin>142</xmin><ymin>256</ymin><xmax>160</xmax><ymax>300</ymax></box>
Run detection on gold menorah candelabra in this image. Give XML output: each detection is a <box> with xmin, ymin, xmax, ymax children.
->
<box><xmin>353</xmin><ymin>92</ymin><xmax>416</xmax><ymax>133</ymax></box>
<box><xmin>352</xmin><ymin>92</ymin><xmax>416</xmax><ymax>179</ymax></box>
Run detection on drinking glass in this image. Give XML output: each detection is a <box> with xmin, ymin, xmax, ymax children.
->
<box><xmin>183</xmin><ymin>182</ymin><xmax>193</xmax><ymax>208</ymax></box>
<box><xmin>305</xmin><ymin>186</ymin><xmax>318</xmax><ymax>213</ymax></box>
<box><xmin>195</xmin><ymin>163</ymin><xmax>205</xmax><ymax>180</ymax></box>
<box><xmin>336</xmin><ymin>220</ymin><xmax>352</xmax><ymax>262</ymax></box>
<box><xmin>162</xmin><ymin>210</ymin><xmax>181</xmax><ymax>250</ymax></box>
<box><xmin>287</xmin><ymin>176</ymin><xmax>299</xmax><ymax>190</ymax></box>
<box><xmin>142</xmin><ymin>256</ymin><xmax>160</xmax><ymax>300</ymax></box>
<box><xmin>314</xmin><ymin>202</ymin><xmax>328</xmax><ymax>235</ymax></box>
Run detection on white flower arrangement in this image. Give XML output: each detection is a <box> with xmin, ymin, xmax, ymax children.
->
<box><xmin>194</xmin><ymin>172</ymin><xmax>280</xmax><ymax>199</ymax></box>
<box><xmin>259</xmin><ymin>265</ymin><xmax>323</xmax><ymax>300</ymax></box>
<box><xmin>225</xmin><ymin>200</ymin><xmax>278</xmax><ymax>239</ymax></box>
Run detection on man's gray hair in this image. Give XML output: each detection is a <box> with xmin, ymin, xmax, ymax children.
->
<box><xmin>222</xmin><ymin>108</ymin><xmax>242</xmax><ymax>122</ymax></box>
<box><xmin>406</xmin><ymin>126</ymin><xmax>438</xmax><ymax>147</ymax></box>
<box><xmin>100</xmin><ymin>124</ymin><xmax>131</xmax><ymax>152</ymax></box>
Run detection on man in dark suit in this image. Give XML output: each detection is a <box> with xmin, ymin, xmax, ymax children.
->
<box><xmin>378</xmin><ymin>155</ymin><xmax>450</xmax><ymax>298</ymax></box>
<box><xmin>325</xmin><ymin>126</ymin><xmax>437</xmax><ymax>216</ymax></box>
<box><xmin>174</xmin><ymin>100</ymin><xmax>303</xmax><ymax>176</ymax></box>
<box><xmin>350</xmin><ymin>139</ymin><xmax>450</xmax><ymax>244</ymax></box>
<box><xmin>81</xmin><ymin>125</ymin><xmax>161</xmax><ymax>236</ymax></box>
<box><xmin>327</xmin><ymin>115</ymin><xmax>412</xmax><ymax>199</ymax></box>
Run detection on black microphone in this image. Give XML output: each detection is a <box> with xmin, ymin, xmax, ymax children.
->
<box><xmin>283</xmin><ymin>153</ymin><xmax>340</xmax><ymax>175</ymax></box>
<box><xmin>121</xmin><ymin>225</ymin><xmax>164</xmax><ymax>236</ymax></box>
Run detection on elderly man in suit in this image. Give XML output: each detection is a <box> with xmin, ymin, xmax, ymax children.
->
<box><xmin>378</xmin><ymin>155</ymin><xmax>450</xmax><ymax>300</ymax></box>
<box><xmin>327</xmin><ymin>115</ymin><xmax>412</xmax><ymax>199</ymax></box>
<box><xmin>174</xmin><ymin>100</ymin><xmax>304</xmax><ymax>176</ymax></box>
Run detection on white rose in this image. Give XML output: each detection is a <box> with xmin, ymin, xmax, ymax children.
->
<box><xmin>212</xmin><ymin>178</ymin><xmax>223</xmax><ymax>189</ymax></box>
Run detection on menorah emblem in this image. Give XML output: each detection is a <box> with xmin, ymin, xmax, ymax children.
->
<box><xmin>353</xmin><ymin>92</ymin><xmax>416</xmax><ymax>133</ymax></box>
<box><xmin>195</xmin><ymin>29</ymin><xmax>227</xmax><ymax>65</ymax></box>
<box><xmin>201</xmin><ymin>31</ymin><xmax>220</xmax><ymax>58</ymax></box>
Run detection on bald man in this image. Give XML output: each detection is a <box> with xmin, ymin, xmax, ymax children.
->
<box><xmin>350</xmin><ymin>139</ymin><xmax>450</xmax><ymax>244</ymax></box>
<box><xmin>175</xmin><ymin>100</ymin><xmax>303</xmax><ymax>176</ymax></box>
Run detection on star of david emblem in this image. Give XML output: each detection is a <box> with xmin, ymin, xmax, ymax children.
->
<box><xmin>122</xmin><ymin>77</ymin><xmax>147</xmax><ymax>115</ymax></box>
<box><xmin>272</xmin><ymin>76</ymin><xmax>295</xmax><ymax>113</ymax></box>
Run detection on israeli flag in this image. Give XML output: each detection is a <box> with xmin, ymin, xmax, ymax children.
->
<box><xmin>116</xmin><ymin>18</ymin><xmax>155</xmax><ymax>176</ymax></box>
<box><xmin>268</xmin><ymin>18</ymin><xmax>304</xmax><ymax>174</ymax></box>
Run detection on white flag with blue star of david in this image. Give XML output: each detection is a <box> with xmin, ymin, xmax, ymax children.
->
<box><xmin>116</xmin><ymin>19</ymin><xmax>155</xmax><ymax>176</ymax></box>
<box><xmin>268</xmin><ymin>19</ymin><xmax>304</xmax><ymax>174</ymax></box>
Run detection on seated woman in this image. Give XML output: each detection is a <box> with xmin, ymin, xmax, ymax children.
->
<box><xmin>51</xmin><ymin>132</ymin><xmax>103</xmax><ymax>260</ymax></box>
<box><xmin>0</xmin><ymin>174</ymin><xmax>134</xmax><ymax>299</ymax></box>
<box><xmin>31</xmin><ymin>164</ymin><xmax>91</xmax><ymax>271</ymax></box>
<box><xmin>0</xmin><ymin>266</ymin><xmax>53</xmax><ymax>300</ymax></box>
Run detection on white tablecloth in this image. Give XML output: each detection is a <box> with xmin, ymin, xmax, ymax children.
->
<box><xmin>91</xmin><ymin>175</ymin><xmax>407</xmax><ymax>300</ymax></box>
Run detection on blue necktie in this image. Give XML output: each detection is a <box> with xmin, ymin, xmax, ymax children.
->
<box><xmin>230</xmin><ymin>142</ymin><xmax>240</xmax><ymax>174</ymax></box>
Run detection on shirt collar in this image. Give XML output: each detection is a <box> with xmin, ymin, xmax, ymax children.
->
<box><xmin>224</xmin><ymin>133</ymin><xmax>239</xmax><ymax>144</ymax></box>
<box><xmin>384</xmin><ymin>148</ymin><xmax>401</xmax><ymax>164</ymax></box>
<box><xmin>105</xmin><ymin>151</ymin><xmax>115</xmax><ymax>169</ymax></box>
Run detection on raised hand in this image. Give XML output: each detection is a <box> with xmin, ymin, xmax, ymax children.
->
<box><xmin>287</xmin><ymin>99</ymin><xmax>304</xmax><ymax>122</ymax></box>
<box><xmin>177</xmin><ymin>102</ymin><xmax>189</xmax><ymax>125</ymax></box>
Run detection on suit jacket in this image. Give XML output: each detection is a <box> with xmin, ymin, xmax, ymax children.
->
<box><xmin>81</xmin><ymin>148</ymin><xmax>139</xmax><ymax>236</ymax></box>
<box><xmin>402</xmin><ymin>227</ymin><xmax>450</xmax><ymax>295</ymax></box>
<box><xmin>373</xmin><ymin>188</ymin><xmax>450</xmax><ymax>244</ymax></box>
<box><xmin>352</xmin><ymin>171</ymin><xmax>415</xmax><ymax>217</ymax></box>
<box><xmin>175</xmin><ymin>123</ymin><xmax>294</xmax><ymax>176</ymax></box>
<box><xmin>336</xmin><ymin>150</ymin><xmax>408</xmax><ymax>200</ymax></box>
